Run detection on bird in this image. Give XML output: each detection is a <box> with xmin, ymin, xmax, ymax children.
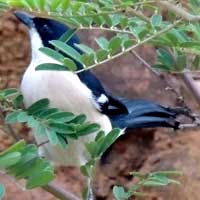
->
<box><xmin>14</xmin><ymin>11</ymin><xmax>182</xmax><ymax>167</ymax></box>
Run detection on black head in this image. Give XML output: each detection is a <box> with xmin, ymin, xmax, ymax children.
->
<box><xmin>14</xmin><ymin>11</ymin><xmax>80</xmax><ymax>48</ymax></box>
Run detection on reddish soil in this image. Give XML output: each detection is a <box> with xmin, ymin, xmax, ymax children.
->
<box><xmin>0</xmin><ymin>11</ymin><xmax>200</xmax><ymax>200</ymax></box>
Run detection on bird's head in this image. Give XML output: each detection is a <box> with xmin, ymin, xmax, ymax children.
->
<box><xmin>14</xmin><ymin>11</ymin><xmax>80</xmax><ymax>48</ymax></box>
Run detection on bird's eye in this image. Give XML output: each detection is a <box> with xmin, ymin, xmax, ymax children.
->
<box><xmin>41</xmin><ymin>24</ymin><xmax>50</xmax><ymax>33</ymax></box>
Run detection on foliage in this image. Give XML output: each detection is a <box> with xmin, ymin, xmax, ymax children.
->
<box><xmin>0</xmin><ymin>140</ymin><xmax>54</xmax><ymax>189</ymax></box>
<box><xmin>113</xmin><ymin>171</ymin><xmax>182</xmax><ymax>200</ymax></box>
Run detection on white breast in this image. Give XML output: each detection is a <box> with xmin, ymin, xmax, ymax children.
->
<box><xmin>21</xmin><ymin>28</ymin><xmax>112</xmax><ymax>166</ymax></box>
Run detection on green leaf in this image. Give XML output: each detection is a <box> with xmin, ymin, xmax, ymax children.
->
<box><xmin>26</xmin><ymin>0</ymin><xmax>39</xmax><ymax>9</ymax></box>
<box><xmin>80</xmin><ymin>163</ymin><xmax>92</xmax><ymax>177</ymax></box>
<box><xmin>27</xmin><ymin>99</ymin><xmax>49</xmax><ymax>115</ymax></box>
<box><xmin>27</xmin><ymin>116</ymin><xmax>39</xmax><ymax>129</ymax></box>
<box><xmin>7</xmin><ymin>145</ymin><xmax>38</xmax><ymax>176</ymax></box>
<box><xmin>75</xmin><ymin>43</ymin><xmax>95</xmax><ymax>54</ymax></box>
<box><xmin>143</xmin><ymin>180</ymin><xmax>167</xmax><ymax>187</ymax></box>
<box><xmin>50</xmin><ymin>0</ymin><xmax>61</xmax><ymax>10</ymax></box>
<box><xmin>5</xmin><ymin>111</ymin><xmax>21</xmax><ymax>124</ymax></box>
<box><xmin>13</xmin><ymin>94</ymin><xmax>24</xmax><ymax>108</ymax></box>
<box><xmin>76</xmin><ymin>123</ymin><xmax>100</xmax><ymax>136</ymax></box>
<box><xmin>123</xmin><ymin>39</ymin><xmax>135</xmax><ymax>49</ymax></box>
<box><xmin>47</xmin><ymin>111</ymin><xmax>75</xmax><ymax>123</ymax></box>
<box><xmin>110</xmin><ymin>14</ymin><xmax>123</xmax><ymax>27</ymax></box>
<box><xmin>119</xmin><ymin>16</ymin><xmax>128</xmax><ymax>29</ymax></box>
<box><xmin>96</xmin><ymin>49</ymin><xmax>109</xmax><ymax>62</ymax></box>
<box><xmin>95</xmin><ymin>131</ymin><xmax>105</xmax><ymax>141</ymax></box>
<box><xmin>85</xmin><ymin>142</ymin><xmax>97</xmax><ymax>158</ymax></box>
<box><xmin>60</xmin><ymin>0</ymin><xmax>70</xmax><ymax>10</ymax></box>
<box><xmin>176</xmin><ymin>54</ymin><xmax>186</xmax><ymax>71</ymax></box>
<box><xmin>0</xmin><ymin>152</ymin><xmax>21</xmax><ymax>168</ymax></box>
<box><xmin>39</xmin><ymin>47</ymin><xmax>65</xmax><ymax>63</ymax></box>
<box><xmin>102</xmin><ymin>14</ymin><xmax>112</xmax><ymax>27</ymax></box>
<box><xmin>0</xmin><ymin>140</ymin><xmax>25</xmax><ymax>156</ymax></box>
<box><xmin>113</xmin><ymin>186</ymin><xmax>130</xmax><ymax>200</ymax></box>
<box><xmin>3</xmin><ymin>88</ymin><xmax>18</xmax><ymax>97</ymax></box>
<box><xmin>36</xmin><ymin>0</ymin><xmax>45</xmax><ymax>10</ymax></box>
<box><xmin>180</xmin><ymin>41</ymin><xmax>200</xmax><ymax>48</ymax></box>
<box><xmin>17</xmin><ymin>111</ymin><xmax>29</xmax><ymax>123</ymax></box>
<box><xmin>193</xmin><ymin>55</ymin><xmax>200</xmax><ymax>69</ymax></box>
<box><xmin>63</xmin><ymin>57</ymin><xmax>77</xmax><ymax>71</ymax></box>
<box><xmin>50</xmin><ymin>40</ymin><xmax>82</xmax><ymax>63</ymax></box>
<box><xmin>151</xmin><ymin>171</ymin><xmax>183</xmax><ymax>177</ymax></box>
<box><xmin>59</xmin><ymin>29</ymin><xmax>77</xmax><ymax>43</ymax></box>
<box><xmin>36</xmin><ymin>63</ymin><xmax>68</xmax><ymax>71</ymax></box>
<box><xmin>74</xmin><ymin>16</ymin><xmax>92</xmax><ymax>27</ymax></box>
<box><xmin>108</xmin><ymin>36</ymin><xmax>122</xmax><ymax>54</ymax></box>
<box><xmin>151</xmin><ymin>14</ymin><xmax>162</xmax><ymax>27</ymax></box>
<box><xmin>26</xmin><ymin>170</ymin><xmax>54</xmax><ymax>189</ymax></box>
<box><xmin>97</xmin><ymin>128</ymin><xmax>120</xmax><ymax>156</ymax></box>
<box><xmin>36</xmin><ymin>124</ymin><xmax>46</xmax><ymax>137</ymax></box>
<box><xmin>57</xmin><ymin>135</ymin><xmax>68</xmax><ymax>148</ymax></box>
<box><xmin>157</xmin><ymin>49</ymin><xmax>175</xmax><ymax>68</ymax></box>
<box><xmin>93</xmin><ymin>16</ymin><xmax>105</xmax><ymax>26</ymax></box>
<box><xmin>95</xmin><ymin>37</ymin><xmax>109</xmax><ymax>50</ymax></box>
<box><xmin>70</xmin><ymin>114</ymin><xmax>86</xmax><ymax>124</ymax></box>
<box><xmin>49</xmin><ymin>123</ymin><xmax>75</xmax><ymax>134</ymax></box>
<box><xmin>61</xmin><ymin>17</ymin><xmax>80</xmax><ymax>27</ymax></box>
<box><xmin>46</xmin><ymin>129</ymin><xmax>58</xmax><ymax>145</ymax></box>
<box><xmin>0</xmin><ymin>183</ymin><xmax>5</xmax><ymax>200</ymax></box>
<box><xmin>37</xmin><ymin>108</ymin><xmax>59</xmax><ymax>118</ymax></box>
<box><xmin>14</xmin><ymin>157</ymin><xmax>48</xmax><ymax>179</ymax></box>
<box><xmin>81</xmin><ymin>54</ymin><xmax>95</xmax><ymax>66</ymax></box>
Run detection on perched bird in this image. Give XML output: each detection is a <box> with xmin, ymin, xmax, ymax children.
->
<box><xmin>14</xmin><ymin>11</ymin><xmax>181</xmax><ymax>167</ymax></box>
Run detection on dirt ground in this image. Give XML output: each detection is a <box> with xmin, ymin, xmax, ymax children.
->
<box><xmin>1</xmin><ymin>11</ymin><xmax>200</xmax><ymax>200</ymax></box>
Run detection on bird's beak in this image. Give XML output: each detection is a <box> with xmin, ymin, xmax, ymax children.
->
<box><xmin>14</xmin><ymin>11</ymin><xmax>34</xmax><ymax>28</ymax></box>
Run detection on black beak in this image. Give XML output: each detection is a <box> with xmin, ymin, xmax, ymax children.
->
<box><xmin>14</xmin><ymin>11</ymin><xmax>34</xmax><ymax>28</ymax></box>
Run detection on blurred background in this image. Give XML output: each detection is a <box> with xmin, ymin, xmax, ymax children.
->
<box><xmin>1</xmin><ymin>10</ymin><xmax>200</xmax><ymax>200</ymax></box>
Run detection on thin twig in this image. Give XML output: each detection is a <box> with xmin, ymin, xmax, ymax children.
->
<box><xmin>42</xmin><ymin>182</ymin><xmax>81</xmax><ymax>200</ymax></box>
<box><xmin>179</xmin><ymin>123</ymin><xmax>200</xmax><ymax>129</ymax></box>
<box><xmin>37</xmin><ymin>140</ymin><xmax>49</xmax><ymax>147</ymax></box>
<box><xmin>157</xmin><ymin>0</ymin><xmax>200</xmax><ymax>22</ymax></box>
<box><xmin>79</xmin><ymin>26</ymin><xmax>136</xmax><ymax>36</ymax></box>
<box><xmin>125</xmin><ymin>7</ymin><xmax>150</xmax><ymax>23</ymax></box>
<box><xmin>130</xmin><ymin>50</ymin><xmax>160</xmax><ymax>75</ymax></box>
<box><xmin>182</xmin><ymin>70</ymin><xmax>200</xmax><ymax>106</ymax></box>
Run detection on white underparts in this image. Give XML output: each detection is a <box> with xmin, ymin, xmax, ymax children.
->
<box><xmin>21</xmin><ymin>28</ymin><xmax>112</xmax><ymax>166</ymax></box>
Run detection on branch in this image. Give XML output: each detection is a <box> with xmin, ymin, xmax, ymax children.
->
<box><xmin>42</xmin><ymin>182</ymin><xmax>81</xmax><ymax>200</ymax></box>
<box><xmin>76</xmin><ymin>19</ymin><xmax>182</xmax><ymax>74</ymax></box>
<box><xmin>157</xmin><ymin>0</ymin><xmax>200</xmax><ymax>22</ymax></box>
<box><xmin>182</xmin><ymin>71</ymin><xmax>200</xmax><ymax>106</ymax></box>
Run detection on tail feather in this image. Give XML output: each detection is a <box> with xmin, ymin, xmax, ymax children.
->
<box><xmin>108</xmin><ymin>99</ymin><xmax>180</xmax><ymax>129</ymax></box>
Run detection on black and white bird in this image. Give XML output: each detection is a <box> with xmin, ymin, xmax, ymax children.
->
<box><xmin>14</xmin><ymin>11</ymin><xmax>181</xmax><ymax>167</ymax></box>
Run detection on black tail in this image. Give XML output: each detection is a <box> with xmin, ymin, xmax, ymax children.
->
<box><xmin>108</xmin><ymin>99</ymin><xmax>180</xmax><ymax>129</ymax></box>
